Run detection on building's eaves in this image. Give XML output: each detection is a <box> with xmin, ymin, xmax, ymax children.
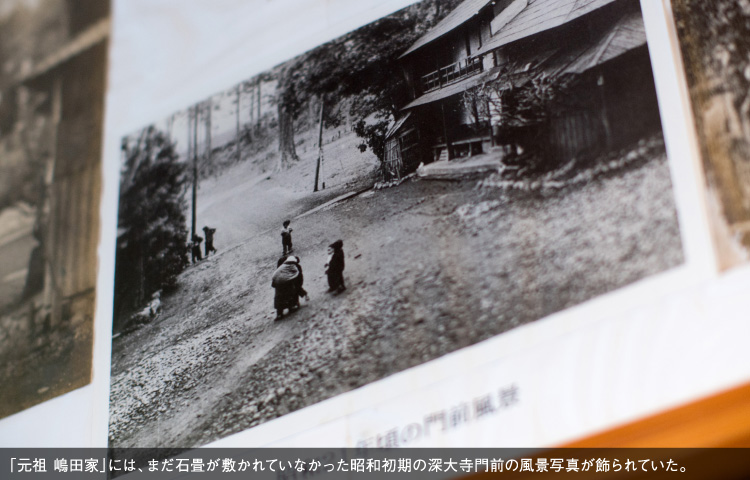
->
<box><xmin>402</xmin><ymin>68</ymin><xmax>501</xmax><ymax>109</ymax></box>
<box><xmin>474</xmin><ymin>0</ymin><xmax>617</xmax><ymax>56</ymax></box>
<box><xmin>562</xmin><ymin>10</ymin><xmax>646</xmax><ymax>74</ymax></box>
<box><xmin>400</xmin><ymin>0</ymin><xmax>493</xmax><ymax>59</ymax></box>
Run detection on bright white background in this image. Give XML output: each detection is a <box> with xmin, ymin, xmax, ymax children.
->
<box><xmin>1</xmin><ymin>0</ymin><xmax>748</xmax><ymax>447</ymax></box>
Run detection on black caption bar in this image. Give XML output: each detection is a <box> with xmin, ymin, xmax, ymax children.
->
<box><xmin>2</xmin><ymin>448</ymin><xmax>749</xmax><ymax>480</ymax></box>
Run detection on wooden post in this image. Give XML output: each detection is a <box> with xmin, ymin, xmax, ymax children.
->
<box><xmin>441</xmin><ymin>102</ymin><xmax>453</xmax><ymax>160</ymax></box>
<box><xmin>313</xmin><ymin>102</ymin><xmax>325</xmax><ymax>192</ymax></box>
<box><xmin>187</xmin><ymin>108</ymin><xmax>193</xmax><ymax>238</ymax></box>
<box><xmin>205</xmin><ymin>100</ymin><xmax>212</xmax><ymax>165</ymax></box>
<box><xmin>46</xmin><ymin>77</ymin><xmax>63</xmax><ymax>326</ymax></box>
<box><xmin>191</xmin><ymin>106</ymin><xmax>198</xmax><ymax>239</ymax></box>
<box><xmin>598</xmin><ymin>74</ymin><xmax>612</xmax><ymax>151</ymax></box>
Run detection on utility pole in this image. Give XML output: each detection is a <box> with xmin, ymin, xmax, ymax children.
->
<box><xmin>187</xmin><ymin>107</ymin><xmax>194</xmax><ymax>239</ymax></box>
<box><xmin>191</xmin><ymin>105</ymin><xmax>198</xmax><ymax>238</ymax></box>
<box><xmin>313</xmin><ymin>102</ymin><xmax>325</xmax><ymax>192</ymax></box>
<box><xmin>205</xmin><ymin>99</ymin><xmax>212</xmax><ymax>166</ymax></box>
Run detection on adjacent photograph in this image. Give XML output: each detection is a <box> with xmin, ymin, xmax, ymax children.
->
<box><xmin>671</xmin><ymin>0</ymin><xmax>750</xmax><ymax>269</ymax></box>
<box><xmin>109</xmin><ymin>0</ymin><xmax>684</xmax><ymax>447</ymax></box>
<box><xmin>0</xmin><ymin>0</ymin><xmax>109</xmax><ymax>418</ymax></box>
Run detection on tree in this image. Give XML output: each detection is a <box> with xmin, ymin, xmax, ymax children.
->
<box><xmin>464</xmin><ymin>63</ymin><xmax>576</xmax><ymax>128</ymax></box>
<box><xmin>677</xmin><ymin>0</ymin><xmax>750</xmax><ymax>135</ymax></box>
<box><xmin>353</xmin><ymin>116</ymin><xmax>389</xmax><ymax>167</ymax></box>
<box><xmin>114</xmin><ymin>126</ymin><xmax>188</xmax><ymax>329</ymax></box>
<box><xmin>676</xmin><ymin>1</ymin><xmax>750</xmax><ymax>87</ymax></box>
<box><xmin>269</xmin><ymin>0</ymin><xmax>462</xmax><ymax>171</ymax></box>
<box><xmin>329</xmin><ymin>0</ymin><xmax>463</xmax><ymax>163</ymax></box>
<box><xmin>235</xmin><ymin>84</ymin><xmax>242</xmax><ymax>162</ymax></box>
<box><xmin>457</xmin><ymin>58</ymin><xmax>582</xmax><ymax>168</ymax></box>
<box><xmin>276</xmin><ymin>66</ymin><xmax>302</xmax><ymax>170</ymax></box>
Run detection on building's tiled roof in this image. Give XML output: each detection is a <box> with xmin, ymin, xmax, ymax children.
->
<box><xmin>474</xmin><ymin>0</ymin><xmax>618</xmax><ymax>56</ymax></box>
<box><xmin>562</xmin><ymin>10</ymin><xmax>646</xmax><ymax>74</ymax></box>
<box><xmin>402</xmin><ymin>4</ymin><xmax>646</xmax><ymax>111</ymax></box>
<box><xmin>400</xmin><ymin>0</ymin><xmax>492</xmax><ymax>58</ymax></box>
<box><xmin>402</xmin><ymin>68</ymin><xmax>502</xmax><ymax>109</ymax></box>
<box><xmin>385</xmin><ymin>112</ymin><xmax>412</xmax><ymax>140</ymax></box>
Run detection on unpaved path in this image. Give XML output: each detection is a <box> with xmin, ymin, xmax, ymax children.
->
<box><xmin>109</xmin><ymin>146</ymin><xmax>683</xmax><ymax>447</ymax></box>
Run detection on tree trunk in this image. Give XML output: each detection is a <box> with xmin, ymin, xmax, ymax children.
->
<box><xmin>309</xmin><ymin>96</ymin><xmax>317</xmax><ymax>127</ymax></box>
<box><xmin>278</xmin><ymin>100</ymin><xmax>299</xmax><ymax>170</ymax></box>
<box><xmin>257</xmin><ymin>80</ymin><xmax>262</xmax><ymax>130</ymax></box>
<box><xmin>236</xmin><ymin>85</ymin><xmax>241</xmax><ymax>162</ymax></box>
<box><xmin>314</xmin><ymin>102</ymin><xmax>324</xmax><ymax>192</ymax></box>
<box><xmin>166</xmin><ymin>113</ymin><xmax>174</xmax><ymax>143</ymax></box>
<box><xmin>346</xmin><ymin>100</ymin><xmax>352</xmax><ymax>132</ymax></box>
<box><xmin>249</xmin><ymin>82</ymin><xmax>254</xmax><ymax>124</ymax></box>
<box><xmin>186</xmin><ymin>108</ymin><xmax>192</xmax><ymax>166</ymax></box>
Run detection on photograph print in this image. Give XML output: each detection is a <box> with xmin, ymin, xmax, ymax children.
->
<box><xmin>0</xmin><ymin>0</ymin><xmax>109</xmax><ymax>419</ymax></box>
<box><xmin>109</xmin><ymin>0</ymin><xmax>684</xmax><ymax>448</ymax></box>
<box><xmin>671</xmin><ymin>0</ymin><xmax>750</xmax><ymax>269</ymax></box>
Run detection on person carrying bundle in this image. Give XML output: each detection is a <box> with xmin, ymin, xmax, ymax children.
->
<box><xmin>271</xmin><ymin>256</ymin><xmax>306</xmax><ymax>319</ymax></box>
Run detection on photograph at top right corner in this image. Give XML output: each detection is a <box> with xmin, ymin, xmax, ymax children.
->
<box><xmin>671</xmin><ymin>0</ymin><xmax>750</xmax><ymax>269</ymax></box>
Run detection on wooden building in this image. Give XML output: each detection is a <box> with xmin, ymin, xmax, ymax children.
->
<box><xmin>6</xmin><ymin>7</ymin><xmax>109</xmax><ymax>330</ymax></box>
<box><xmin>387</xmin><ymin>0</ymin><xmax>661</xmax><ymax>175</ymax></box>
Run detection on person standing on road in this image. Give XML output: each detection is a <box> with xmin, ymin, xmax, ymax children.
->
<box><xmin>281</xmin><ymin>219</ymin><xmax>293</xmax><ymax>255</ymax></box>
<box><xmin>191</xmin><ymin>234</ymin><xmax>203</xmax><ymax>263</ymax></box>
<box><xmin>325</xmin><ymin>239</ymin><xmax>345</xmax><ymax>293</ymax></box>
<box><xmin>203</xmin><ymin>226</ymin><xmax>217</xmax><ymax>257</ymax></box>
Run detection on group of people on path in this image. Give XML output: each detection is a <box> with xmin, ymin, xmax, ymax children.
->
<box><xmin>185</xmin><ymin>219</ymin><xmax>345</xmax><ymax>320</ymax></box>
<box><xmin>271</xmin><ymin>219</ymin><xmax>346</xmax><ymax>320</ymax></box>
<box><xmin>190</xmin><ymin>226</ymin><xmax>217</xmax><ymax>264</ymax></box>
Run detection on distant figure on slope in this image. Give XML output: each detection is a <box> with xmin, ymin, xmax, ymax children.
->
<box><xmin>271</xmin><ymin>256</ymin><xmax>306</xmax><ymax>319</ymax></box>
<box><xmin>281</xmin><ymin>219</ymin><xmax>293</xmax><ymax>255</ymax></box>
<box><xmin>191</xmin><ymin>234</ymin><xmax>203</xmax><ymax>263</ymax></box>
<box><xmin>203</xmin><ymin>226</ymin><xmax>217</xmax><ymax>257</ymax></box>
<box><xmin>325</xmin><ymin>239</ymin><xmax>345</xmax><ymax>293</ymax></box>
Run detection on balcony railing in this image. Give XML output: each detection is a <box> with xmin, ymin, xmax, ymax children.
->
<box><xmin>421</xmin><ymin>56</ymin><xmax>483</xmax><ymax>92</ymax></box>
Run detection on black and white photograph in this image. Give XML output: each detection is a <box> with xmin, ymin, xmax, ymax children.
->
<box><xmin>0</xmin><ymin>0</ymin><xmax>109</xmax><ymax>418</ymax></box>
<box><xmin>109</xmin><ymin>0</ymin><xmax>684</xmax><ymax>448</ymax></box>
<box><xmin>671</xmin><ymin>0</ymin><xmax>750</xmax><ymax>269</ymax></box>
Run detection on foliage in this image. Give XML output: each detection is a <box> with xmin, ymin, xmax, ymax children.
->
<box><xmin>676</xmin><ymin>0</ymin><xmax>750</xmax><ymax>102</ymax></box>
<box><xmin>463</xmin><ymin>62</ymin><xmax>576</xmax><ymax>129</ymax></box>
<box><xmin>353</xmin><ymin>116</ymin><xmax>390</xmax><ymax>165</ymax></box>
<box><xmin>114</xmin><ymin>126</ymin><xmax>188</xmax><ymax>326</ymax></box>
<box><xmin>272</xmin><ymin>0</ymin><xmax>463</xmax><ymax>163</ymax></box>
<box><xmin>340</xmin><ymin>0</ymin><xmax>463</xmax><ymax>160</ymax></box>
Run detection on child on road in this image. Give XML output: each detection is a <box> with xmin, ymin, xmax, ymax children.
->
<box><xmin>281</xmin><ymin>220</ymin><xmax>293</xmax><ymax>255</ymax></box>
<box><xmin>203</xmin><ymin>226</ymin><xmax>217</xmax><ymax>257</ymax></box>
<box><xmin>325</xmin><ymin>239</ymin><xmax>345</xmax><ymax>293</ymax></box>
<box><xmin>191</xmin><ymin>234</ymin><xmax>203</xmax><ymax>263</ymax></box>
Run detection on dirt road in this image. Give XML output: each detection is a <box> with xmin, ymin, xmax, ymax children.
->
<box><xmin>109</xmin><ymin>145</ymin><xmax>683</xmax><ymax>447</ymax></box>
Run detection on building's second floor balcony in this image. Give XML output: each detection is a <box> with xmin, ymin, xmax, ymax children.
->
<box><xmin>421</xmin><ymin>56</ymin><xmax>483</xmax><ymax>92</ymax></box>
